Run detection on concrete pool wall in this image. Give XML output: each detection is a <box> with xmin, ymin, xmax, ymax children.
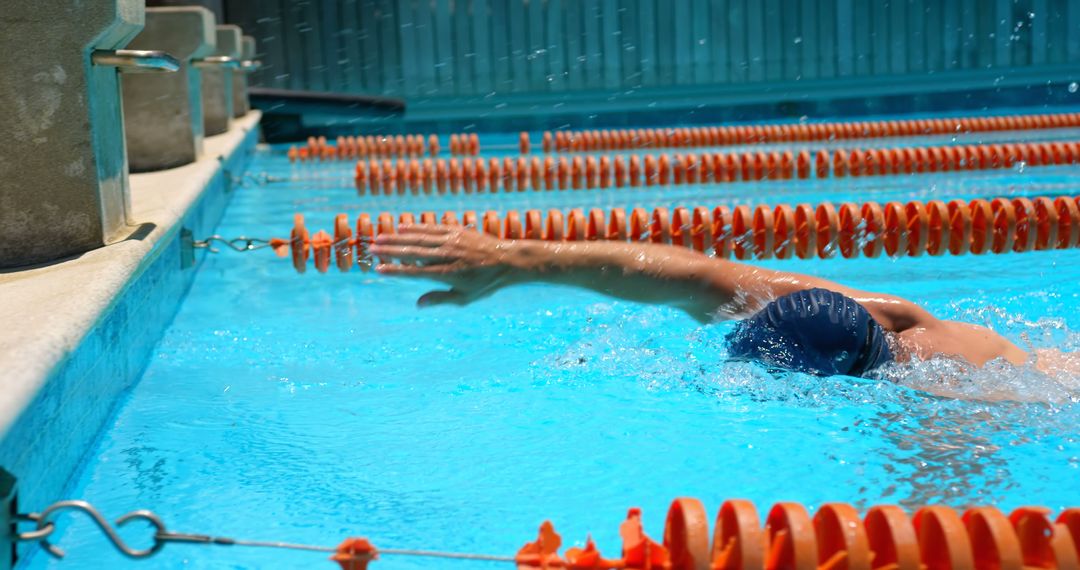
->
<box><xmin>0</xmin><ymin>113</ymin><xmax>260</xmax><ymax>554</ymax></box>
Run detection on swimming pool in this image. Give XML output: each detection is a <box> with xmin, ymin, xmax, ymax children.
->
<box><xmin>26</xmin><ymin>115</ymin><xmax>1080</xmax><ymax>568</ymax></box>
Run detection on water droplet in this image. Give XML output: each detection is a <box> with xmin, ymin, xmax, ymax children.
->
<box><xmin>793</xmin><ymin>37</ymin><xmax>802</xmax><ymax>44</ymax></box>
<box><xmin>1069</xmin><ymin>82</ymin><xmax>1078</xmax><ymax>93</ymax></box>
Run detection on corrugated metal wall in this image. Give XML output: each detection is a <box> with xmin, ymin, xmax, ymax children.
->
<box><xmin>226</xmin><ymin>0</ymin><xmax>1080</xmax><ymax>100</ymax></box>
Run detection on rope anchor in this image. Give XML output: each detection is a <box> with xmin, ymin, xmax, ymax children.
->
<box><xmin>184</xmin><ymin>193</ymin><xmax>1080</xmax><ymax>274</ymax></box>
<box><xmin>9</xmin><ymin>499</ymin><xmax>509</xmax><ymax>569</ymax></box>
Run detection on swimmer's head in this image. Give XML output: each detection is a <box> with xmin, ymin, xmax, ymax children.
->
<box><xmin>725</xmin><ymin>288</ymin><xmax>893</xmax><ymax>377</ymax></box>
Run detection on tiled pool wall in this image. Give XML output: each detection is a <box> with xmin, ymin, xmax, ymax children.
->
<box><xmin>0</xmin><ymin>126</ymin><xmax>259</xmax><ymax>559</ymax></box>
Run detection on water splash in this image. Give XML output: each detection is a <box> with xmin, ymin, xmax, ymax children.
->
<box><xmin>539</xmin><ymin>300</ymin><xmax>1080</xmax><ymax>407</ymax></box>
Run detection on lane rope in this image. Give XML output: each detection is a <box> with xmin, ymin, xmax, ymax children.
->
<box><xmin>527</xmin><ymin>111</ymin><xmax>1080</xmax><ymax>154</ymax></box>
<box><xmin>288</xmin><ymin>132</ymin><xmax>480</xmax><ymax>162</ymax></box>
<box><xmin>15</xmin><ymin>498</ymin><xmax>1080</xmax><ymax>570</ymax></box>
<box><xmin>350</xmin><ymin>140</ymin><xmax>1080</xmax><ymax>194</ymax></box>
<box><xmin>274</xmin><ymin>195</ymin><xmax>1080</xmax><ymax>273</ymax></box>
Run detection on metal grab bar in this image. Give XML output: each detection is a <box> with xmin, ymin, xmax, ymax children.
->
<box><xmin>91</xmin><ymin>49</ymin><xmax>179</xmax><ymax>73</ymax></box>
<box><xmin>240</xmin><ymin>59</ymin><xmax>262</xmax><ymax>72</ymax></box>
<box><xmin>193</xmin><ymin>56</ymin><xmax>242</xmax><ymax>70</ymax></box>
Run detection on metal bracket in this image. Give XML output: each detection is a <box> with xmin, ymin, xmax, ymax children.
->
<box><xmin>193</xmin><ymin>56</ymin><xmax>241</xmax><ymax>70</ymax></box>
<box><xmin>222</xmin><ymin>162</ymin><xmax>237</xmax><ymax>195</ymax></box>
<box><xmin>92</xmin><ymin>50</ymin><xmax>179</xmax><ymax>73</ymax></box>
<box><xmin>0</xmin><ymin>468</ymin><xmax>17</xmax><ymax>570</ymax></box>
<box><xmin>180</xmin><ymin>228</ymin><xmax>195</xmax><ymax>269</ymax></box>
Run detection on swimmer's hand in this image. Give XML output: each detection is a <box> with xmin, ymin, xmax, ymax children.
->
<box><xmin>371</xmin><ymin>225</ymin><xmax>517</xmax><ymax>307</ymax></box>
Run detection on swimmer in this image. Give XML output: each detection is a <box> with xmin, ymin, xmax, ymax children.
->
<box><xmin>371</xmin><ymin>224</ymin><xmax>1073</xmax><ymax>377</ymax></box>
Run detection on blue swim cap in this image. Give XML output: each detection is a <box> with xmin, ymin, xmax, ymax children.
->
<box><xmin>725</xmin><ymin>288</ymin><xmax>893</xmax><ymax>377</ymax></box>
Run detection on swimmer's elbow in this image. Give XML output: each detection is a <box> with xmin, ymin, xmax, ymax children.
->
<box><xmin>870</xmin><ymin>296</ymin><xmax>938</xmax><ymax>332</ymax></box>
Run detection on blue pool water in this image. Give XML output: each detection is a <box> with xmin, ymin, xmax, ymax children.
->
<box><xmin>27</xmin><ymin>124</ymin><xmax>1080</xmax><ymax>568</ymax></box>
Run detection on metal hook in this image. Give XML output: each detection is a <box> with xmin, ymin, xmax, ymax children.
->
<box><xmin>34</xmin><ymin>500</ymin><xmax>167</xmax><ymax>559</ymax></box>
<box><xmin>193</xmin><ymin>236</ymin><xmax>222</xmax><ymax>253</ymax></box>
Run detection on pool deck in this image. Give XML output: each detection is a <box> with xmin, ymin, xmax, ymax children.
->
<box><xmin>0</xmin><ymin>111</ymin><xmax>260</xmax><ymax>466</ymax></box>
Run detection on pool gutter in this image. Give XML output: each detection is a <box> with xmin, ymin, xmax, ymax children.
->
<box><xmin>0</xmin><ymin>112</ymin><xmax>261</xmax><ymax>524</ymax></box>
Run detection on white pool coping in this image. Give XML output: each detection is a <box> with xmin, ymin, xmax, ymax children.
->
<box><xmin>0</xmin><ymin>111</ymin><xmax>261</xmax><ymax>437</ymax></box>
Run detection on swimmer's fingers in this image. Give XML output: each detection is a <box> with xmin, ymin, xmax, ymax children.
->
<box><xmin>417</xmin><ymin>289</ymin><xmax>467</xmax><ymax>307</ymax></box>
<box><xmin>375</xmin><ymin>262</ymin><xmax>464</xmax><ymax>276</ymax></box>
<box><xmin>394</xmin><ymin>223</ymin><xmax>457</xmax><ymax>236</ymax></box>
<box><xmin>369</xmin><ymin>244</ymin><xmax>455</xmax><ymax>264</ymax></box>
<box><xmin>373</xmin><ymin>231</ymin><xmax>451</xmax><ymax>247</ymax></box>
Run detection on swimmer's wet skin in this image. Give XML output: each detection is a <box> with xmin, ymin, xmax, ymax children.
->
<box><xmin>371</xmin><ymin>224</ymin><xmax>1047</xmax><ymax>376</ymax></box>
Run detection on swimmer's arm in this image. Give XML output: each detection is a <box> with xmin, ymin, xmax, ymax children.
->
<box><xmin>502</xmin><ymin>240</ymin><xmax>741</xmax><ymax>322</ymax></box>
<box><xmin>373</xmin><ymin>226</ymin><xmax>936</xmax><ymax>327</ymax></box>
<box><xmin>373</xmin><ymin>227</ymin><xmax>740</xmax><ymax>322</ymax></box>
<box><xmin>502</xmin><ymin>242</ymin><xmax>935</xmax><ymax>327</ymax></box>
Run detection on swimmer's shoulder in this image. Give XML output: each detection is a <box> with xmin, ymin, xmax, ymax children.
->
<box><xmin>842</xmin><ymin>290</ymin><xmax>937</xmax><ymax>333</ymax></box>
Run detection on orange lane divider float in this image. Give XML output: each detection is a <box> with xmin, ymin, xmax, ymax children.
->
<box><xmin>274</xmin><ymin>195</ymin><xmax>1080</xmax><ymax>273</ymax></box>
<box><xmin>288</xmin><ymin>132</ymin><xmax>480</xmax><ymax>162</ymax></box>
<box><xmin>331</xmin><ymin>496</ymin><xmax>1080</xmax><ymax>569</ymax></box>
<box><xmin>528</xmin><ymin>111</ymin><xmax>1080</xmax><ymax>154</ymax></box>
<box><xmin>351</xmin><ymin>141</ymin><xmax>1080</xmax><ymax>195</ymax></box>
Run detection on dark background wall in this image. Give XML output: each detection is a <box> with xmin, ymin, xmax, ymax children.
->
<box><xmin>222</xmin><ymin>0</ymin><xmax>1080</xmax><ymax>102</ymax></box>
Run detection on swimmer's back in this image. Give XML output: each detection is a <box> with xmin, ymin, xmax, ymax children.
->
<box><xmin>1034</xmin><ymin>349</ymin><xmax>1080</xmax><ymax>377</ymax></box>
<box><xmin>892</xmin><ymin>319</ymin><xmax>1028</xmax><ymax>367</ymax></box>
